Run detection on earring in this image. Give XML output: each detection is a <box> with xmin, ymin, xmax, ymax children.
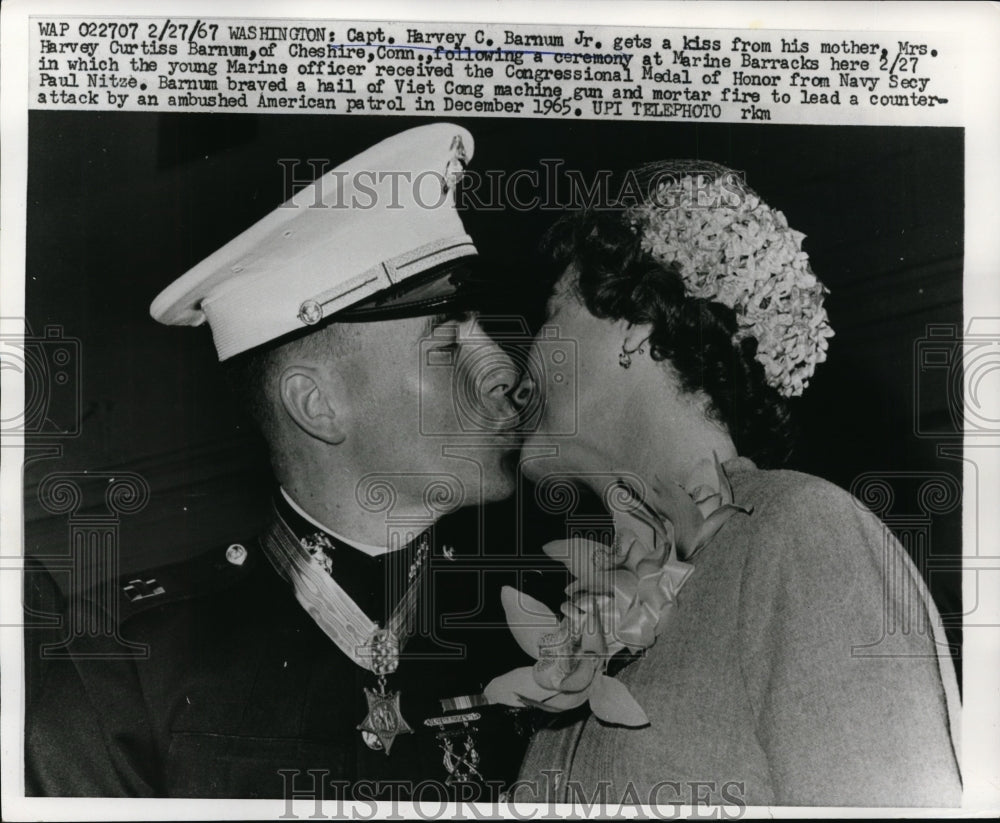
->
<box><xmin>618</xmin><ymin>344</ymin><xmax>632</xmax><ymax>369</ymax></box>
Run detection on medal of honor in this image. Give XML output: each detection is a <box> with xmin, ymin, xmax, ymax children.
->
<box><xmin>358</xmin><ymin>682</ymin><xmax>413</xmax><ymax>754</ymax></box>
<box><xmin>353</xmin><ymin>539</ymin><xmax>429</xmax><ymax>754</ymax></box>
<box><xmin>357</xmin><ymin>627</ymin><xmax>414</xmax><ymax>754</ymax></box>
<box><xmin>261</xmin><ymin>510</ymin><xmax>430</xmax><ymax>757</ymax></box>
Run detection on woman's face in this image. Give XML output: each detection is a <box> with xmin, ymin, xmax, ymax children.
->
<box><xmin>520</xmin><ymin>266</ymin><xmax>635</xmax><ymax>485</ymax></box>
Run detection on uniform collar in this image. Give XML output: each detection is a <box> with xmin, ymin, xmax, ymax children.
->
<box><xmin>269</xmin><ymin>491</ymin><xmax>427</xmax><ymax>625</ymax></box>
<box><xmin>278</xmin><ymin>486</ymin><xmax>389</xmax><ymax>557</ymax></box>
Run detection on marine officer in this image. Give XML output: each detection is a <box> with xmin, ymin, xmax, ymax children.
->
<box><xmin>26</xmin><ymin>123</ymin><xmax>551</xmax><ymax>799</ymax></box>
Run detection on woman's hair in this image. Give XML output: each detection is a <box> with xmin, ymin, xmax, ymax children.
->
<box><xmin>540</xmin><ymin>196</ymin><xmax>797</xmax><ymax>468</ymax></box>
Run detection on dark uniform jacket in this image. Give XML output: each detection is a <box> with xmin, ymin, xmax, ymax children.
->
<box><xmin>26</xmin><ymin>495</ymin><xmax>559</xmax><ymax>799</ymax></box>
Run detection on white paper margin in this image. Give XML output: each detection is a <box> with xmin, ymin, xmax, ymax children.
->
<box><xmin>2</xmin><ymin>1</ymin><xmax>998</xmax><ymax>820</ymax></box>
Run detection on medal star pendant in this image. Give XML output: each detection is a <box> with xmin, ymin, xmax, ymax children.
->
<box><xmin>358</xmin><ymin>686</ymin><xmax>413</xmax><ymax>755</ymax></box>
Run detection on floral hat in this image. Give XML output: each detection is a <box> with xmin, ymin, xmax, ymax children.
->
<box><xmin>626</xmin><ymin>164</ymin><xmax>835</xmax><ymax>398</ymax></box>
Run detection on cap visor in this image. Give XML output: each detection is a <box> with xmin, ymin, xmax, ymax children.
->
<box><xmin>333</xmin><ymin>260</ymin><xmax>488</xmax><ymax>322</ymax></box>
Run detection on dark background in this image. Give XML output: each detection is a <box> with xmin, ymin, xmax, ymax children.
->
<box><xmin>23</xmin><ymin>113</ymin><xmax>964</xmax><ymax>667</ymax></box>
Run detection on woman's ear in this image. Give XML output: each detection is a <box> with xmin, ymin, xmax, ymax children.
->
<box><xmin>618</xmin><ymin>319</ymin><xmax>654</xmax><ymax>356</ymax></box>
<box><xmin>278</xmin><ymin>365</ymin><xmax>347</xmax><ymax>445</ymax></box>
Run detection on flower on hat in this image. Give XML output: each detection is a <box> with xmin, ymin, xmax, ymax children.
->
<box><xmin>628</xmin><ymin>173</ymin><xmax>835</xmax><ymax>398</ymax></box>
<box><xmin>485</xmin><ymin>454</ymin><xmax>752</xmax><ymax>726</ymax></box>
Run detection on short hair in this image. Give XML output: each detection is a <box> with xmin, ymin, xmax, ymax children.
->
<box><xmin>540</xmin><ymin>201</ymin><xmax>796</xmax><ymax>468</ymax></box>
<box><xmin>221</xmin><ymin>321</ymin><xmax>364</xmax><ymax>440</ymax></box>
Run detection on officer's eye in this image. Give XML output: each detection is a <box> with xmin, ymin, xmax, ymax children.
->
<box><xmin>428</xmin><ymin>323</ymin><xmax>460</xmax><ymax>351</ymax></box>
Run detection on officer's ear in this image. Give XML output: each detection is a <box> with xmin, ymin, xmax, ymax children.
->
<box><xmin>277</xmin><ymin>365</ymin><xmax>347</xmax><ymax>445</ymax></box>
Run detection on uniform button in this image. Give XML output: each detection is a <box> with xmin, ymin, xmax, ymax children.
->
<box><xmin>298</xmin><ymin>300</ymin><xmax>322</xmax><ymax>325</ymax></box>
<box><xmin>226</xmin><ymin>543</ymin><xmax>247</xmax><ymax>566</ymax></box>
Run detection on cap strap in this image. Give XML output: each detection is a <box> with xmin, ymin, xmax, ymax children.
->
<box><xmin>297</xmin><ymin>233</ymin><xmax>476</xmax><ymax>327</ymax></box>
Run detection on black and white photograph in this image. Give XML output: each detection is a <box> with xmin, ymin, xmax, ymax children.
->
<box><xmin>2</xmin><ymin>1</ymin><xmax>998</xmax><ymax>819</ymax></box>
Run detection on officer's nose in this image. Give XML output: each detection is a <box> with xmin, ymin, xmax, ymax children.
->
<box><xmin>510</xmin><ymin>370</ymin><xmax>536</xmax><ymax>411</ymax></box>
<box><xmin>480</xmin><ymin>350</ymin><xmax>519</xmax><ymax>408</ymax></box>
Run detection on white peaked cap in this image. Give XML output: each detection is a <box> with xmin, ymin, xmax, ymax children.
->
<box><xmin>150</xmin><ymin>123</ymin><xmax>477</xmax><ymax>361</ymax></box>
